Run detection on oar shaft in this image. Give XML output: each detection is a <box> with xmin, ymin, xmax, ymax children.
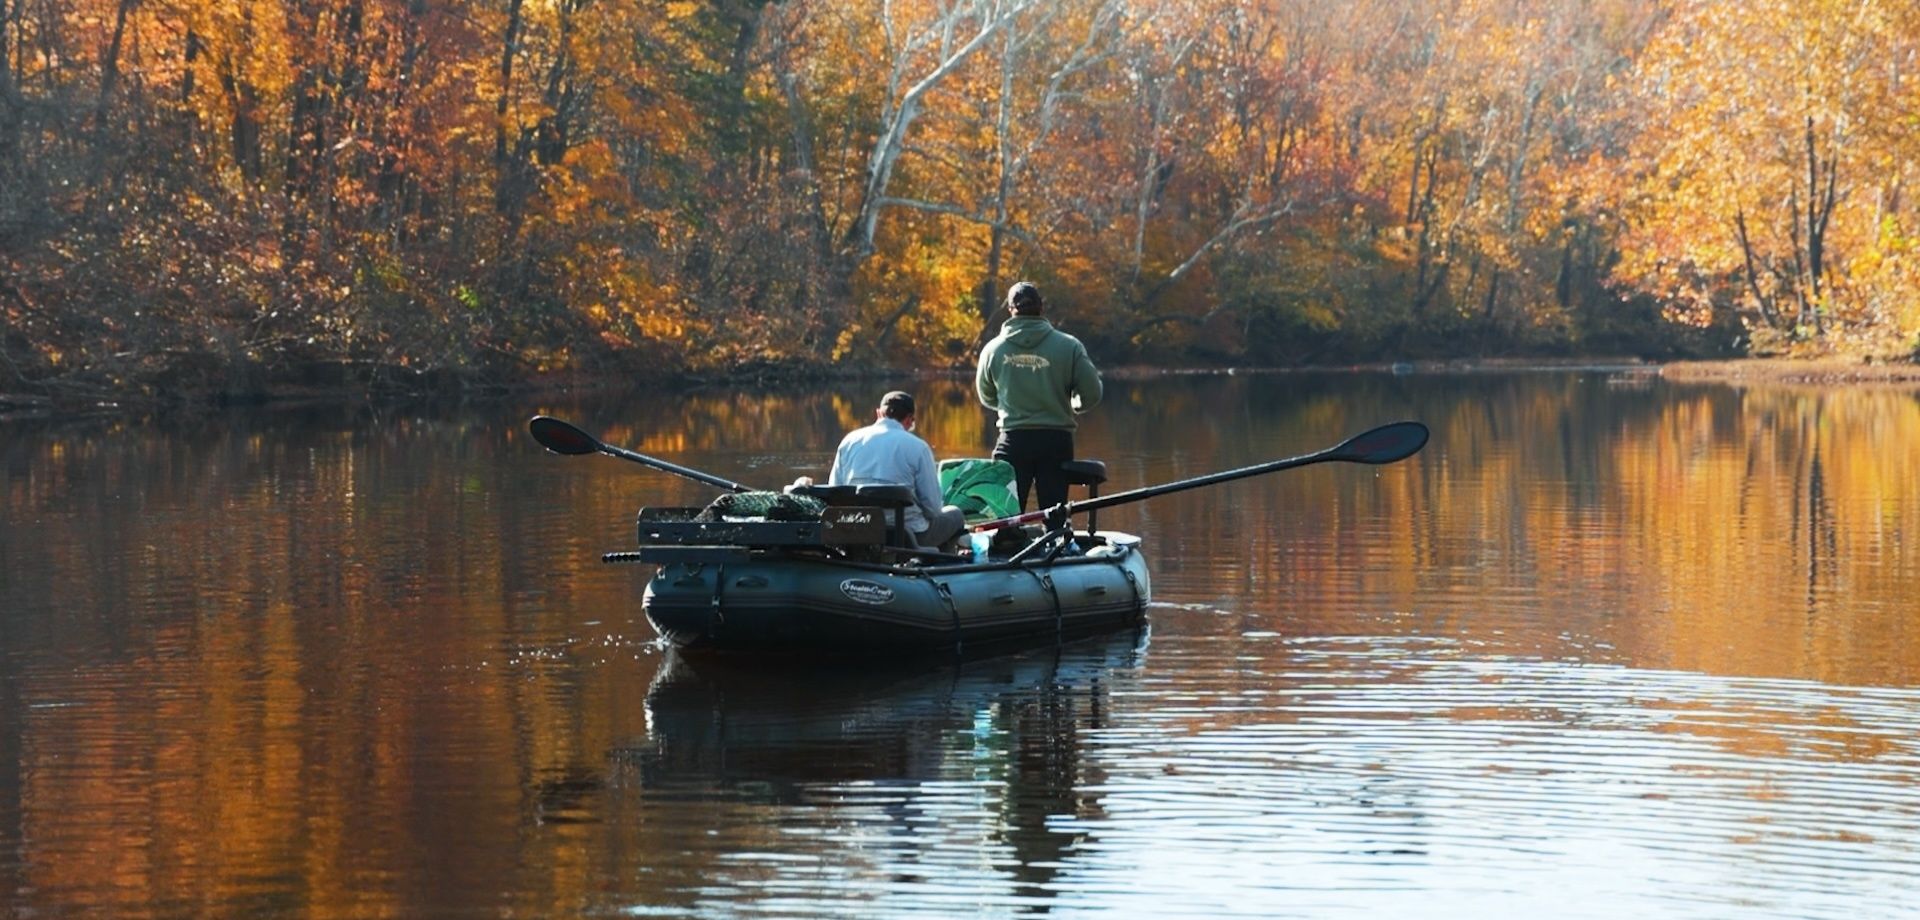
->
<box><xmin>970</xmin><ymin>420</ymin><xmax>1428</xmax><ymax>532</ymax></box>
<box><xmin>973</xmin><ymin>448</ymin><xmax>1334</xmax><ymax>532</ymax></box>
<box><xmin>599</xmin><ymin>442</ymin><xmax>754</xmax><ymax>493</ymax></box>
<box><xmin>1077</xmin><ymin>448</ymin><xmax>1335</xmax><ymax>511</ymax></box>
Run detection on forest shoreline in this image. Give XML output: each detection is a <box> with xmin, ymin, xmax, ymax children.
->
<box><xmin>6</xmin><ymin>355</ymin><xmax>1918</xmax><ymax>422</ymax></box>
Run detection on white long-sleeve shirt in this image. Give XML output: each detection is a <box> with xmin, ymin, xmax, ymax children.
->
<box><xmin>827</xmin><ymin>417</ymin><xmax>944</xmax><ymax>533</ymax></box>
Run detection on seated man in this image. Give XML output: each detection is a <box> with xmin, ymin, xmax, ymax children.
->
<box><xmin>806</xmin><ymin>391</ymin><xmax>967</xmax><ymax>551</ymax></box>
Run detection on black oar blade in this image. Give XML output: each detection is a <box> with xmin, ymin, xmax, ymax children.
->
<box><xmin>529</xmin><ymin>415</ymin><xmax>602</xmax><ymax>456</ymax></box>
<box><xmin>1333</xmin><ymin>420</ymin><xmax>1429</xmax><ymax>465</ymax></box>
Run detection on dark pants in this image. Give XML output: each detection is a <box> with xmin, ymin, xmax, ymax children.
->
<box><xmin>992</xmin><ymin>428</ymin><xmax>1075</xmax><ymax>515</ymax></box>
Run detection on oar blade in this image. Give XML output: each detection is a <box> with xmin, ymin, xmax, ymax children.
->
<box><xmin>1334</xmin><ymin>420</ymin><xmax>1430</xmax><ymax>465</ymax></box>
<box><xmin>529</xmin><ymin>415</ymin><xmax>602</xmax><ymax>456</ymax></box>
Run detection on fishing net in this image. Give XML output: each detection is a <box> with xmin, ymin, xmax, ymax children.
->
<box><xmin>694</xmin><ymin>491</ymin><xmax>826</xmax><ymax>522</ymax></box>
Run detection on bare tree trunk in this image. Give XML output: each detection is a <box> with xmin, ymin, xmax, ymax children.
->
<box><xmin>375</xmin><ymin>0</ymin><xmax>429</xmax><ymax>233</ymax></box>
<box><xmin>0</xmin><ymin>0</ymin><xmax>15</xmax><ymax>109</ymax></box>
<box><xmin>1555</xmin><ymin>231</ymin><xmax>1574</xmax><ymax>309</ymax></box>
<box><xmin>1130</xmin><ymin>105</ymin><xmax>1165</xmax><ymax>284</ymax></box>
<box><xmin>1787</xmin><ymin>183</ymin><xmax>1809</xmax><ymax>329</ymax></box>
<box><xmin>220</xmin><ymin>49</ymin><xmax>262</xmax><ymax>180</ymax></box>
<box><xmin>1127</xmin><ymin>31</ymin><xmax>1200</xmax><ymax>285</ymax></box>
<box><xmin>980</xmin><ymin>23</ymin><xmax>1017</xmax><ymax>335</ymax></box>
<box><xmin>847</xmin><ymin>0</ymin><xmax>1028</xmax><ymax>258</ymax></box>
<box><xmin>94</xmin><ymin>0</ymin><xmax>136</xmax><ymax>135</ymax></box>
<box><xmin>981</xmin><ymin>232</ymin><xmax>1006</xmax><ymax>335</ymax></box>
<box><xmin>778</xmin><ymin>66</ymin><xmax>852</xmax><ymax>322</ymax></box>
<box><xmin>1405</xmin><ymin>140</ymin><xmax>1423</xmax><ymax>225</ymax></box>
<box><xmin>1410</xmin><ymin>152</ymin><xmax>1440</xmax><ymax>315</ymax></box>
<box><xmin>322</xmin><ymin>0</ymin><xmax>367</xmax><ymax>247</ymax></box>
<box><xmin>705</xmin><ymin>0</ymin><xmax>766</xmax><ymax>186</ymax></box>
<box><xmin>1734</xmin><ymin>209</ymin><xmax>1782</xmax><ymax>329</ymax></box>
<box><xmin>0</xmin><ymin>0</ymin><xmax>16</xmax><ymax>171</ymax></box>
<box><xmin>284</xmin><ymin>0</ymin><xmax>331</xmax><ymax>242</ymax></box>
<box><xmin>779</xmin><ymin>70</ymin><xmax>834</xmax><ymax>270</ymax></box>
<box><xmin>496</xmin><ymin>0</ymin><xmax>524</xmax><ymax>166</ymax></box>
<box><xmin>870</xmin><ymin>292</ymin><xmax>922</xmax><ymax>352</ymax></box>
<box><xmin>533</xmin><ymin>0</ymin><xmax>576</xmax><ymax>167</ymax></box>
<box><xmin>1803</xmin><ymin>117</ymin><xmax>1838</xmax><ymax>335</ymax></box>
<box><xmin>1502</xmin><ymin>77</ymin><xmax>1543</xmax><ymax>236</ymax></box>
<box><xmin>180</xmin><ymin>27</ymin><xmax>198</xmax><ymax>116</ymax></box>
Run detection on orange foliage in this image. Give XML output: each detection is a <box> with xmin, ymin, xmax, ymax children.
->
<box><xmin>2</xmin><ymin>0</ymin><xmax>1916</xmax><ymax>397</ymax></box>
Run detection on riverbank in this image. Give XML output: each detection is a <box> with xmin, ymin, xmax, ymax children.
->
<box><xmin>1661</xmin><ymin>357</ymin><xmax>1920</xmax><ymax>385</ymax></box>
<box><xmin>9</xmin><ymin>355</ymin><xmax>1918</xmax><ymax>422</ymax></box>
<box><xmin>0</xmin><ymin>356</ymin><xmax>869</xmax><ymax>419</ymax></box>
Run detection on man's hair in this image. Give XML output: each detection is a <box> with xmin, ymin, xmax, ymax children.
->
<box><xmin>1007</xmin><ymin>281</ymin><xmax>1044</xmax><ymax>315</ymax></box>
<box><xmin>880</xmin><ymin>390</ymin><xmax>915</xmax><ymax>419</ymax></box>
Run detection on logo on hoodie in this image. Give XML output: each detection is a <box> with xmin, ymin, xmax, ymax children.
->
<box><xmin>1007</xmin><ymin>354</ymin><xmax>1051</xmax><ymax>371</ymax></box>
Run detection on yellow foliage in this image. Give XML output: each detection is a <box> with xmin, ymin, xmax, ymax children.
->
<box><xmin>16</xmin><ymin>0</ymin><xmax>1920</xmax><ymax>386</ymax></box>
<box><xmin>1614</xmin><ymin>0</ymin><xmax>1917</xmax><ymax>342</ymax></box>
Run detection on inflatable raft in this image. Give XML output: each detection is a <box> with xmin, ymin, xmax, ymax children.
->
<box><xmin>611</xmin><ymin>473</ymin><xmax>1149</xmax><ymax>653</ymax></box>
<box><xmin>532</xmin><ymin>414</ymin><xmax>1430</xmax><ymax>656</ymax></box>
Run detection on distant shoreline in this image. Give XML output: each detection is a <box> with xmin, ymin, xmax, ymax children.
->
<box><xmin>9</xmin><ymin>356</ymin><xmax>1920</xmax><ymax>421</ymax></box>
<box><xmin>1660</xmin><ymin>358</ymin><xmax>1920</xmax><ymax>385</ymax></box>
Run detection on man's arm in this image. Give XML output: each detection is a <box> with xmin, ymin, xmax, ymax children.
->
<box><xmin>974</xmin><ymin>345</ymin><xmax>998</xmax><ymax>409</ymax></box>
<box><xmin>826</xmin><ymin>432</ymin><xmax>852</xmax><ymax>486</ymax></box>
<box><xmin>1070</xmin><ymin>341</ymin><xmax>1103</xmax><ymax>412</ymax></box>
<box><xmin>912</xmin><ymin>442</ymin><xmax>947</xmax><ymax>519</ymax></box>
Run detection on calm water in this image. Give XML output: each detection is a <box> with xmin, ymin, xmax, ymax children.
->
<box><xmin>3</xmin><ymin>371</ymin><xmax>1919</xmax><ymax>918</ymax></box>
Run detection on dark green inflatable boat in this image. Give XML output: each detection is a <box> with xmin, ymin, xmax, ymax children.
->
<box><xmin>533</xmin><ymin>413</ymin><xmax>1430</xmax><ymax>656</ymax></box>
<box><xmin>610</xmin><ymin>466</ymin><xmax>1150</xmax><ymax>654</ymax></box>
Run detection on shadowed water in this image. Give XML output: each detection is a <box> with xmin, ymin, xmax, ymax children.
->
<box><xmin>3</xmin><ymin>371</ymin><xmax>1918</xmax><ymax>917</ymax></box>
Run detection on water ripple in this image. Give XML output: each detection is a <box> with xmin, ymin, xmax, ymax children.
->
<box><xmin>1038</xmin><ymin>643</ymin><xmax>1920</xmax><ymax>917</ymax></box>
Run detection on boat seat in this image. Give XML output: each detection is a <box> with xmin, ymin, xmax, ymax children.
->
<box><xmin>851</xmin><ymin>483</ymin><xmax>915</xmax><ymax>507</ymax></box>
<box><xmin>790</xmin><ymin>483</ymin><xmax>859</xmax><ymax>505</ymax></box>
<box><xmin>790</xmin><ymin>483</ymin><xmax>918</xmax><ymax>548</ymax></box>
<box><xmin>789</xmin><ymin>483</ymin><xmax>915</xmax><ymax>507</ymax></box>
<box><xmin>1059</xmin><ymin>459</ymin><xmax>1109</xmax><ymax>535</ymax></box>
<box><xmin>1060</xmin><ymin>460</ymin><xmax>1107</xmax><ymax>487</ymax></box>
<box><xmin>850</xmin><ymin>485</ymin><xmax>918</xmax><ymax>548</ymax></box>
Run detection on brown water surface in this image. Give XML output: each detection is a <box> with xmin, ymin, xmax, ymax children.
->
<box><xmin>3</xmin><ymin>371</ymin><xmax>1918</xmax><ymax>917</ymax></box>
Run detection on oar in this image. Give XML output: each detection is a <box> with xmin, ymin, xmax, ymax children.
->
<box><xmin>973</xmin><ymin>420</ymin><xmax>1430</xmax><ymax>532</ymax></box>
<box><xmin>528</xmin><ymin>415</ymin><xmax>755</xmax><ymax>494</ymax></box>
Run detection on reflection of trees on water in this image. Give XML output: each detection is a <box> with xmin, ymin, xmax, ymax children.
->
<box><xmin>990</xmin><ymin>662</ymin><xmax>1115</xmax><ymax>903</ymax></box>
<box><xmin>0</xmin><ymin>672</ymin><xmax>20</xmax><ymax>907</ymax></box>
<box><xmin>9</xmin><ymin>373</ymin><xmax>1920</xmax><ymax>915</ymax></box>
<box><xmin>614</xmin><ymin>630</ymin><xmax>1146</xmax><ymax>901</ymax></box>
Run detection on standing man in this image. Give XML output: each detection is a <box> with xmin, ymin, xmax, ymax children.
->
<box><xmin>975</xmin><ymin>281</ymin><xmax>1103</xmax><ymax>515</ymax></box>
<box><xmin>825</xmin><ymin>391</ymin><xmax>968</xmax><ymax>551</ymax></box>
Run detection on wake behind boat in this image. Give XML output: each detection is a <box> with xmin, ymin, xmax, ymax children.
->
<box><xmin>530</xmin><ymin>415</ymin><xmax>1427</xmax><ymax>655</ymax></box>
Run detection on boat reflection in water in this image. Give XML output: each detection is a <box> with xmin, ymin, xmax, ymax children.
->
<box><xmin>611</xmin><ymin>629</ymin><xmax>1149</xmax><ymax>908</ymax></box>
<box><xmin>630</xmin><ymin>627</ymin><xmax>1145</xmax><ymax>791</ymax></box>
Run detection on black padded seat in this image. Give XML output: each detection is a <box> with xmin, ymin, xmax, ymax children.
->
<box><xmin>789</xmin><ymin>483</ymin><xmax>918</xmax><ymax>548</ymax></box>
<box><xmin>851</xmin><ymin>483</ymin><xmax>915</xmax><ymax>508</ymax></box>
<box><xmin>1060</xmin><ymin>460</ymin><xmax>1107</xmax><ymax>487</ymax></box>
<box><xmin>851</xmin><ymin>485</ymin><xmax>918</xmax><ymax>548</ymax></box>
<box><xmin>790</xmin><ymin>483</ymin><xmax>860</xmax><ymax>504</ymax></box>
<box><xmin>790</xmin><ymin>482</ymin><xmax>916</xmax><ymax>509</ymax></box>
<box><xmin>1059</xmin><ymin>459</ymin><xmax>1109</xmax><ymax>536</ymax></box>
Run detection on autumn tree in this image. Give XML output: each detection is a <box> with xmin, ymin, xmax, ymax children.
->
<box><xmin>765</xmin><ymin>0</ymin><xmax>1052</xmax><ymax>360</ymax></box>
<box><xmin>1614</xmin><ymin>0</ymin><xmax>1920</xmax><ymax>354</ymax></box>
<box><xmin>9</xmin><ymin>0</ymin><xmax>1914</xmax><ymax>402</ymax></box>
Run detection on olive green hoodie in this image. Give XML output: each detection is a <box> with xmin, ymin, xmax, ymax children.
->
<box><xmin>975</xmin><ymin>316</ymin><xmax>1103</xmax><ymax>430</ymax></box>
